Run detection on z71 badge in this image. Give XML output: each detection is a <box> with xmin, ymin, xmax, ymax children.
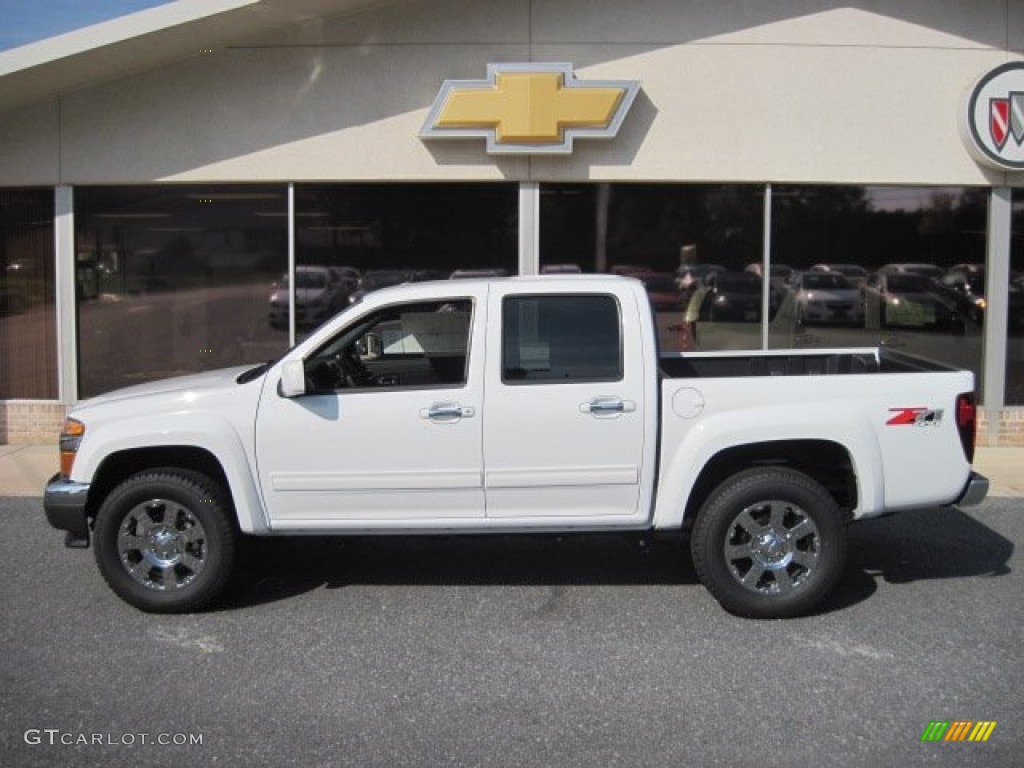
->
<box><xmin>887</xmin><ymin>407</ymin><xmax>944</xmax><ymax>427</ymax></box>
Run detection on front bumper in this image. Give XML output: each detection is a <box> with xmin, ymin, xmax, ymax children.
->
<box><xmin>955</xmin><ymin>472</ymin><xmax>989</xmax><ymax>507</ymax></box>
<box><xmin>43</xmin><ymin>474</ymin><xmax>91</xmax><ymax>548</ymax></box>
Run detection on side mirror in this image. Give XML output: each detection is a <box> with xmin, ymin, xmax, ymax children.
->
<box><xmin>280</xmin><ymin>360</ymin><xmax>306</xmax><ymax>398</ymax></box>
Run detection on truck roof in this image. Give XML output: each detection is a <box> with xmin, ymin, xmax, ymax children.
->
<box><xmin>384</xmin><ymin>272</ymin><xmax>638</xmax><ymax>293</ymax></box>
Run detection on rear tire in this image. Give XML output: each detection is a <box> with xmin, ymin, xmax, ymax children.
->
<box><xmin>93</xmin><ymin>469</ymin><xmax>237</xmax><ymax>613</ymax></box>
<box><xmin>691</xmin><ymin>468</ymin><xmax>847</xmax><ymax>619</ymax></box>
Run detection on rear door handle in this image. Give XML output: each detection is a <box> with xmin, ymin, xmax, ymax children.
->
<box><xmin>580</xmin><ymin>397</ymin><xmax>636</xmax><ymax>417</ymax></box>
<box><xmin>421</xmin><ymin>402</ymin><xmax>476</xmax><ymax>422</ymax></box>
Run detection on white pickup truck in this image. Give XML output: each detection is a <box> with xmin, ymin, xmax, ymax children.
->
<box><xmin>44</xmin><ymin>276</ymin><xmax>988</xmax><ymax>618</ymax></box>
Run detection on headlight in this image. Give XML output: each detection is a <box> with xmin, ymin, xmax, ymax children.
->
<box><xmin>59</xmin><ymin>418</ymin><xmax>85</xmax><ymax>477</ymax></box>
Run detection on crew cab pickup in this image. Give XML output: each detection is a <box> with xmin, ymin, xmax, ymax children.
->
<box><xmin>44</xmin><ymin>276</ymin><xmax>989</xmax><ymax>618</ymax></box>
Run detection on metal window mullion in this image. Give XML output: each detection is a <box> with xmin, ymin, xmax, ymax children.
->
<box><xmin>54</xmin><ymin>185</ymin><xmax>77</xmax><ymax>404</ymax></box>
<box><xmin>519</xmin><ymin>182</ymin><xmax>539</xmax><ymax>276</ymax></box>
<box><xmin>288</xmin><ymin>183</ymin><xmax>296</xmax><ymax>347</ymax></box>
<box><xmin>982</xmin><ymin>186</ymin><xmax>1010</xmax><ymax>424</ymax></box>
<box><xmin>762</xmin><ymin>183</ymin><xmax>772</xmax><ymax>350</ymax></box>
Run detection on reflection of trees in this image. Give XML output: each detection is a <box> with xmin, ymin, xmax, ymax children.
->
<box><xmin>772</xmin><ymin>186</ymin><xmax>986</xmax><ymax>270</ymax></box>
<box><xmin>604</xmin><ymin>184</ymin><xmax>764</xmax><ymax>270</ymax></box>
<box><xmin>296</xmin><ymin>185</ymin><xmax>517</xmax><ymax>272</ymax></box>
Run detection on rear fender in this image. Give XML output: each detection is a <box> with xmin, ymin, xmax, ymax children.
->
<box><xmin>652</xmin><ymin>405</ymin><xmax>884</xmax><ymax>528</ymax></box>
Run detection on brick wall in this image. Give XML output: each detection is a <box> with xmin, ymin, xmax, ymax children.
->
<box><xmin>3</xmin><ymin>400</ymin><xmax>1024</xmax><ymax>446</ymax></box>
<box><xmin>978</xmin><ymin>407</ymin><xmax>1024</xmax><ymax>447</ymax></box>
<box><xmin>0</xmin><ymin>402</ymin><xmax>65</xmax><ymax>444</ymax></box>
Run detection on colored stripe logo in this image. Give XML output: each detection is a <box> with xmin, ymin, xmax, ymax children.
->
<box><xmin>921</xmin><ymin>721</ymin><xmax>997</xmax><ymax>742</ymax></box>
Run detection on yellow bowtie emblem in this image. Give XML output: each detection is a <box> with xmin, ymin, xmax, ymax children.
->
<box><xmin>421</xmin><ymin>63</ymin><xmax>640</xmax><ymax>154</ymax></box>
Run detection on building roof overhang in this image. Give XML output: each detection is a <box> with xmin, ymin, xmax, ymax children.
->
<box><xmin>0</xmin><ymin>0</ymin><xmax>388</xmax><ymax>111</ymax></box>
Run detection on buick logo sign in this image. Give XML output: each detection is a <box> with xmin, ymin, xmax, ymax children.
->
<box><xmin>963</xmin><ymin>62</ymin><xmax>1024</xmax><ymax>170</ymax></box>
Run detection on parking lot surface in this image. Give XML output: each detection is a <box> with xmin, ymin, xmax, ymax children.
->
<box><xmin>0</xmin><ymin>493</ymin><xmax>1020</xmax><ymax>767</ymax></box>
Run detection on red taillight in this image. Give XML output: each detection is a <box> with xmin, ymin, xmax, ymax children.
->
<box><xmin>955</xmin><ymin>393</ymin><xmax>976</xmax><ymax>463</ymax></box>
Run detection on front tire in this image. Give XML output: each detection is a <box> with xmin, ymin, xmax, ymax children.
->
<box><xmin>93</xmin><ymin>470</ymin><xmax>237</xmax><ymax>613</ymax></box>
<box><xmin>691</xmin><ymin>468</ymin><xmax>847</xmax><ymax>619</ymax></box>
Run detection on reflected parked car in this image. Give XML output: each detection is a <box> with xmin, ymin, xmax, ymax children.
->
<box><xmin>268</xmin><ymin>265</ymin><xmax>348</xmax><ymax>329</ymax></box>
<box><xmin>640</xmin><ymin>272</ymin><xmax>686</xmax><ymax>311</ymax></box>
<box><xmin>939</xmin><ymin>263</ymin><xmax>1024</xmax><ymax>330</ymax></box>
<box><xmin>864</xmin><ymin>271</ymin><xmax>962</xmax><ymax>331</ymax></box>
<box><xmin>793</xmin><ymin>271</ymin><xmax>865</xmax><ymax>326</ymax></box>
<box><xmin>808</xmin><ymin>263</ymin><xmax>869</xmax><ymax>289</ymax></box>
<box><xmin>744</xmin><ymin>263</ymin><xmax>794</xmax><ymax>282</ymax></box>
<box><xmin>329</xmin><ymin>266</ymin><xmax>361</xmax><ymax>294</ymax></box>
<box><xmin>938</xmin><ymin>263</ymin><xmax>987</xmax><ymax>324</ymax></box>
<box><xmin>674</xmin><ymin>263</ymin><xmax>725</xmax><ymax>293</ymax></box>
<box><xmin>697</xmin><ymin>271</ymin><xmax>763</xmax><ymax>322</ymax></box>
<box><xmin>347</xmin><ymin>269</ymin><xmax>416</xmax><ymax>304</ymax></box>
<box><xmin>879</xmin><ymin>262</ymin><xmax>945</xmax><ymax>281</ymax></box>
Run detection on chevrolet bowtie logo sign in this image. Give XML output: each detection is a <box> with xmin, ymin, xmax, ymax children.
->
<box><xmin>420</xmin><ymin>63</ymin><xmax>640</xmax><ymax>154</ymax></box>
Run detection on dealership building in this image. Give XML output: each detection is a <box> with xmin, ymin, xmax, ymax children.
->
<box><xmin>1</xmin><ymin>0</ymin><xmax>1023</xmax><ymax>444</ymax></box>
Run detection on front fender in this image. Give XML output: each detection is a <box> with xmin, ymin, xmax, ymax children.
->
<box><xmin>72</xmin><ymin>412</ymin><xmax>269</xmax><ymax>535</ymax></box>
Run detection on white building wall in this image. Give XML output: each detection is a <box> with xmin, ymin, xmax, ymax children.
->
<box><xmin>1</xmin><ymin>0</ymin><xmax>1021</xmax><ymax>187</ymax></box>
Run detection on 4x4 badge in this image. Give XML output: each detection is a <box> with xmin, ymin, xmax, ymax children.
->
<box><xmin>887</xmin><ymin>407</ymin><xmax>944</xmax><ymax>427</ymax></box>
<box><xmin>420</xmin><ymin>63</ymin><xmax>640</xmax><ymax>155</ymax></box>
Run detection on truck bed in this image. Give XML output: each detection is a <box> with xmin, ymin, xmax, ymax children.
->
<box><xmin>659</xmin><ymin>348</ymin><xmax>956</xmax><ymax>379</ymax></box>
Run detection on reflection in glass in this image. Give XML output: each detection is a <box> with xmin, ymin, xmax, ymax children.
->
<box><xmin>539</xmin><ymin>184</ymin><xmax>765</xmax><ymax>353</ymax></box>
<box><xmin>770</xmin><ymin>185</ymin><xmax>986</xmax><ymax>395</ymax></box>
<box><xmin>0</xmin><ymin>189</ymin><xmax>56</xmax><ymax>399</ymax></box>
<box><xmin>75</xmin><ymin>186</ymin><xmax>288</xmax><ymax>398</ymax></box>
<box><xmin>295</xmin><ymin>184</ymin><xmax>517</xmax><ymax>340</ymax></box>
<box><xmin>1009</xmin><ymin>191</ymin><xmax>1024</xmax><ymax>405</ymax></box>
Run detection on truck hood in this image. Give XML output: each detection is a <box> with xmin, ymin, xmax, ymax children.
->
<box><xmin>76</xmin><ymin>366</ymin><xmax>257</xmax><ymax>411</ymax></box>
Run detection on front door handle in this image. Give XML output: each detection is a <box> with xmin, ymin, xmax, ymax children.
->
<box><xmin>421</xmin><ymin>402</ymin><xmax>476</xmax><ymax>422</ymax></box>
<box><xmin>580</xmin><ymin>397</ymin><xmax>636</xmax><ymax>417</ymax></box>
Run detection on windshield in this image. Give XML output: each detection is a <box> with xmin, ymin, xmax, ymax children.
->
<box><xmin>295</xmin><ymin>271</ymin><xmax>328</xmax><ymax>289</ymax></box>
<box><xmin>888</xmin><ymin>274</ymin><xmax>932</xmax><ymax>292</ymax></box>
<box><xmin>802</xmin><ymin>274</ymin><xmax>851</xmax><ymax>290</ymax></box>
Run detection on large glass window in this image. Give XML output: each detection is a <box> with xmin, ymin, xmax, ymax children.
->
<box><xmin>539</xmin><ymin>184</ymin><xmax>765</xmax><ymax>353</ymax></box>
<box><xmin>75</xmin><ymin>186</ymin><xmax>288</xmax><ymax>397</ymax></box>
<box><xmin>294</xmin><ymin>184</ymin><xmax>517</xmax><ymax>340</ymax></box>
<box><xmin>1009</xmin><ymin>190</ymin><xmax>1024</xmax><ymax>405</ymax></box>
<box><xmin>770</xmin><ymin>186</ymin><xmax>987</xmax><ymax>391</ymax></box>
<box><xmin>0</xmin><ymin>189</ymin><xmax>56</xmax><ymax>399</ymax></box>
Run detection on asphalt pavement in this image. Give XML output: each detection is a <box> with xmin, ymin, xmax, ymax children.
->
<box><xmin>0</xmin><ymin>444</ymin><xmax>1021</xmax><ymax>767</ymax></box>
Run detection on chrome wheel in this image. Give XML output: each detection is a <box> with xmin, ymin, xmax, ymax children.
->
<box><xmin>691</xmin><ymin>468</ymin><xmax>847</xmax><ymax>618</ymax></box>
<box><xmin>95</xmin><ymin>470</ymin><xmax>237</xmax><ymax>612</ymax></box>
<box><xmin>723</xmin><ymin>500</ymin><xmax>820</xmax><ymax>596</ymax></box>
<box><xmin>117</xmin><ymin>498</ymin><xmax>208</xmax><ymax>591</ymax></box>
